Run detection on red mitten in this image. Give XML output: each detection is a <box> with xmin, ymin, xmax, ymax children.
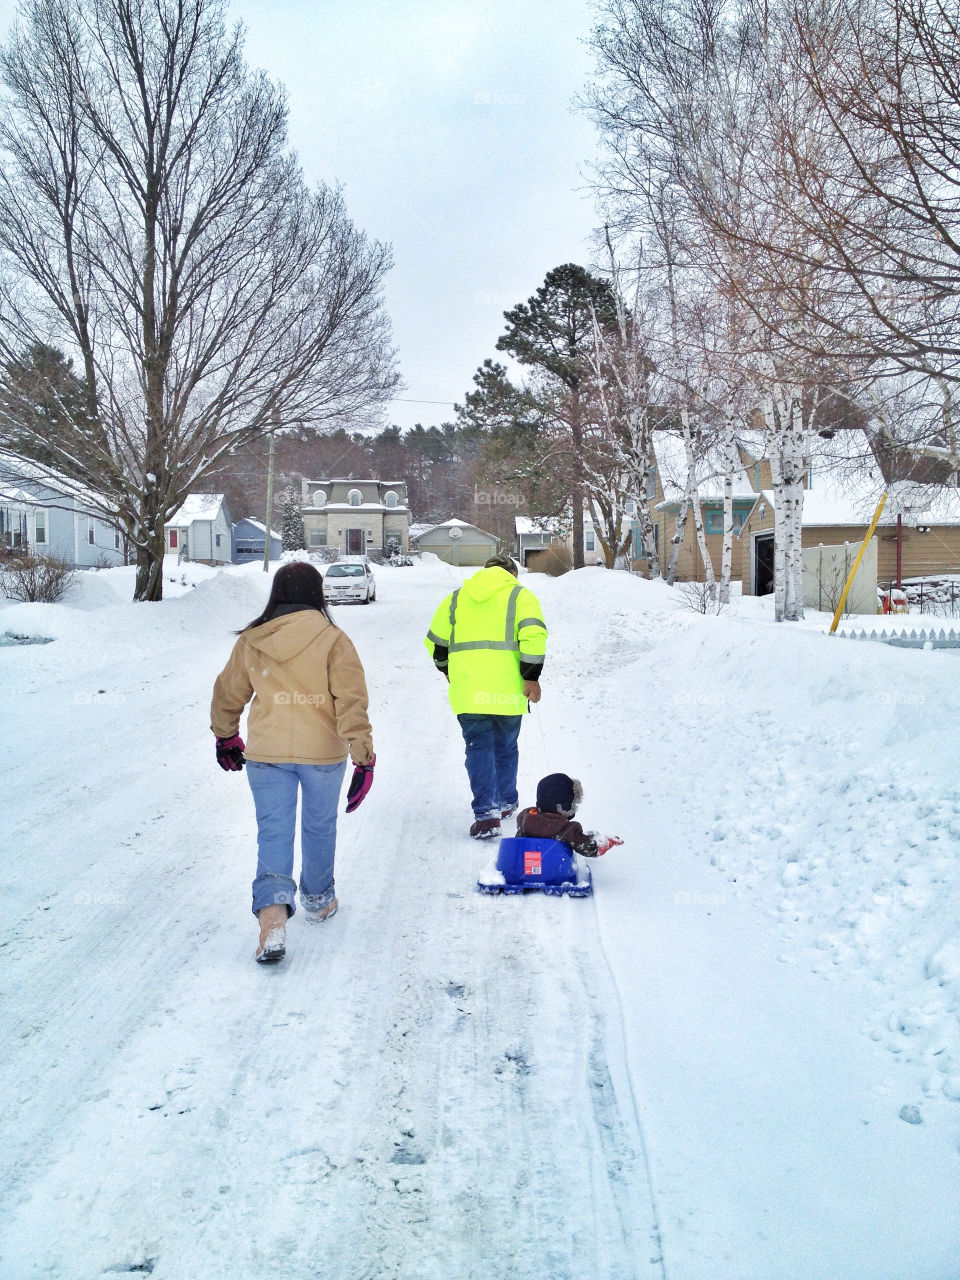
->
<box><xmin>346</xmin><ymin>755</ymin><xmax>376</xmax><ymax>813</ymax></box>
<box><xmin>215</xmin><ymin>733</ymin><xmax>245</xmax><ymax>771</ymax></box>
<box><xmin>592</xmin><ymin>834</ymin><xmax>624</xmax><ymax>856</ymax></box>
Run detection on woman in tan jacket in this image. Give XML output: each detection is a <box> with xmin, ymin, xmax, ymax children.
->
<box><xmin>211</xmin><ymin>561</ymin><xmax>375</xmax><ymax>963</ymax></box>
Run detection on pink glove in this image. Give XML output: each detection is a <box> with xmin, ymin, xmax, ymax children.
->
<box><xmin>346</xmin><ymin>755</ymin><xmax>375</xmax><ymax>813</ymax></box>
<box><xmin>215</xmin><ymin>733</ymin><xmax>245</xmax><ymax>771</ymax></box>
<box><xmin>592</xmin><ymin>834</ymin><xmax>624</xmax><ymax>857</ymax></box>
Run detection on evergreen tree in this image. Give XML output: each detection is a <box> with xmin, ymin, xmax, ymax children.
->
<box><xmin>495</xmin><ymin>265</ymin><xmax>619</xmax><ymax>566</ymax></box>
<box><xmin>280</xmin><ymin>486</ymin><xmax>306</xmax><ymax>551</ymax></box>
<box><xmin>0</xmin><ymin>344</ymin><xmax>91</xmax><ymax>468</ymax></box>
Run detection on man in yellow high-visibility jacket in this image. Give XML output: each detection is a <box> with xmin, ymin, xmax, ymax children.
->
<box><xmin>425</xmin><ymin>555</ymin><xmax>548</xmax><ymax>839</ymax></box>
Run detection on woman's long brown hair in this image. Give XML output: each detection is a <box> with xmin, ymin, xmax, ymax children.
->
<box><xmin>241</xmin><ymin>561</ymin><xmax>334</xmax><ymax>631</ymax></box>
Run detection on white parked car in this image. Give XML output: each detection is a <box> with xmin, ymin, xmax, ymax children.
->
<box><xmin>323</xmin><ymin>560</ymin><xmax>376</xmax><ymax>604</ymax></box>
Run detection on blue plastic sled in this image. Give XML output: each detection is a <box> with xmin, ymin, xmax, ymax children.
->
<box><xmin>476</xmin><ymin>836</ymin><xmax>593</xmax><ymax>898</ymax></box>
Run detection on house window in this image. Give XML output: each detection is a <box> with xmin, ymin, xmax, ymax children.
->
<box><xmin>705</xmin><ymin>509</ymin><xmax>747</xmax><ymax>535</ymax></box>
<box><xmin>215</xmin><ymin>533</ymin><xmax>221</xmax><ymax>548</ymax></box>
<box><xmin>3</xmin><ymin>508</ymin><xmax>24</xmax><ymax>549</ymax></box>
<box><xmin>585</xmin><ymin>529</ymin><xmax>595</xmax><ymax>552</ymax></box>
<box><xmin>624</xmin><ymin>498</ymin><xmax>636</xmax><ymax>516</ymax></box>
<box><xmin>309</xmin><ymin>529</ymin><xmax>327</xmax><ymax>547</ymax></box>
<box><xmin>313</xmin><ymin>490</ymin><xmax>326</xmax><ymax>507</ymax></box>
<box><xmin>646</xmin><ymin>467</ymin><xmax>657</xmax><ymax>499</ymax></box>
<box><xmin>115</xmin><ymin>530</ymin><xmax>121</xmax><ymax>550</ymax></box>
<box><xmin>169</xmin><ymin>529</ymin><xmax>178</xmax><ymax>549</ymax></box>
<box><xmin>384</xmin><ymin>490</ymin><xmax>398</xmax><ymax>508</ymax></box>
<box><xmin>35</xmin><ymin>511</ymin><xmax>47</xmax><ymax>544</ymax></box>
<box><xmin>88</xmin><ymin>518</ymin><xmax>96</xmax><ymax>545</ymax></box>
<box><xmin>635</xmin><ymin>524</ymin><xmax>659</xmax><ymax>559</ymax></box>
<box><xmin>347</xmin><ymin>489</ymin><xmax>362</xmax><ymax>507</ymax></box>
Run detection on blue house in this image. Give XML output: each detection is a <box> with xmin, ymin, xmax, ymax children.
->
<box><xmin>0</xmin><ymin>450</ymin><xmax>123</xmax><ymax>567</ymax></box>
<box><xmin>232</xmin><ymin>517</ymin><xmax>281</xmax><ymax>563</ymax></box>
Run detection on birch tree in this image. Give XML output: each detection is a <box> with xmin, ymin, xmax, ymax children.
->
<box><xmin>585</xmin><ymin>246</ymin><xmax>669</xmax><ymax>578</ymax></box>
<box><xmin>0</xmin><ymin>0</ymin><xmax>396</xmax><ymax>600</ymax></box>
<box><xmin>586</xmin><ymin>0</ymin><xmax>842</xmax><ymax>618</ymax></box>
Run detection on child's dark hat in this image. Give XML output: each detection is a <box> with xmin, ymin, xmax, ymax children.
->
<box><xmin>536</xmin><ymin>772</ymin><xmax>583</xmax><ymax>818</ymax></box>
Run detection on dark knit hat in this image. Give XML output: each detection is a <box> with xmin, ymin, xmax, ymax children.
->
<box><xmin>483</xmin><ymin>554</ymin><xmax>518</xmax><ymax>576</ymax></box>
<box><xmin>536</xmin><ymin>772</ymin><xmax>583</xmax><ymax>818</ymax></box>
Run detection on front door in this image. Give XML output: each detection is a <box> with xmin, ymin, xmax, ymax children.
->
<box><xmin>754</xmin><ymin>533</ymin><xmax>775</xmax><ymax>595</ymax></box>
<box><xmin>346</xmin><ymin>528</ymin><xmax>364</xmax><ymax>555</ymax></box>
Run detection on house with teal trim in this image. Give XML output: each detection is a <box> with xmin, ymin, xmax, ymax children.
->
<box><xmin>642</xmin><ymin>441</ymin><xmax>774</xmax><ymax>584</ymax></box>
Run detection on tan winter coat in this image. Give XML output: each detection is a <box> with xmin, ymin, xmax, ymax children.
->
<box><xmin>210</xmin><ymin>610</ymin><xmax>374</xmax><ymax>766</ymax></box>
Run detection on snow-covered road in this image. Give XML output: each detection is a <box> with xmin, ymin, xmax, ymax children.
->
<box><xmin>1</xmin><ymin>561</ymin><xmax>664</xmax><ymax>1280</ymax></box>
<box><xmin>2</xmin><ymin>557</ymin><xmax>959</xmax><ymax>1279</ymax></box>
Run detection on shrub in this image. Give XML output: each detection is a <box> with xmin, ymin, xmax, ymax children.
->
<box><xmin>677</xmin><ymin>579</ymin><xmax>727</xmax><ymax>615</ymax></box>
<box><xmin>526</xmin><ymin>544</ymin><xmax>571</xmax><ymax>576</ymax></box>
<box><xmin>1</xmin><ymin>553</ymin><xmax>76</xmax><ymax>603</ymax></box>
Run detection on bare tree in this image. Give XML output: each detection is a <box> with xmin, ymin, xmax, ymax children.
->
<box><xmin>587</xmin><ymin>0</ymin><xmax>855</xmax><ymax>618</ymax></box>
<box><xmin>0</xmin><ymin>0</ymin><xmax>396</xmax><ymax>600</ymax></box>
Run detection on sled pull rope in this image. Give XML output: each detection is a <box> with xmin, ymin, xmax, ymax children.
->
<box><xmin>530</xmin><ymin>699</ymin><xmax>551</xmax><ymax>771</ymax></box>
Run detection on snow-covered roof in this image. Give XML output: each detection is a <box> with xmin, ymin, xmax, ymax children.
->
<box><xmin>0</xmin><ymin>448</ymin><xmax>104</xmax><ymax>509</ymax></box>
<box><xmin>515</xmin><ymin>515</ymin><xmax>564</xmax><ymax>536</ymax></box>
<box><xmin>305</xmin><ymin>478</ymin><xmax>406</xmax><ymax>487</ymax></box>
<box><xmin>166</xmin><ymin>494</ymin><xmax>225</xmax><ymax>526</ymax></box>
<box><xmin>0</xmin><ymin>484</ymin><xmax>33</xmax><ymax>505</ymax></box>
<box><xmin>653</xmin><ymin>437</ymin><xmax>759</xmax><ymax>505</ymax></box>
<box><xmin>321</xmin><ymin>501</ymin><xmax>409</xmax><ymax>512</ymax></box>
<box><xmin>236</xmin><ymin>518</ymin><xmax>280</xmax><ymax>538</ymax></box>
<box><xmin>798</xmin><ymin>472</ymin><xmax>960</xmax><ymax>527</ymax></box>
<box><xmin>412</xmin><ymin>517</ymin><xmax>496</xmax><ymax>539</ymax></box>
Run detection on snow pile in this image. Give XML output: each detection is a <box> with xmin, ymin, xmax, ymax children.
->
<box><xmin>534</xmin><ymin>568</ymin><xmax>960</xmax><ymax>1111</ymax></box>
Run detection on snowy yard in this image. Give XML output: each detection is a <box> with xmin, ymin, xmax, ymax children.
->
<box><xmin>2</xmin><ymin>556</ymin><xmax>959</xmax><ymax>1280</ymax></box>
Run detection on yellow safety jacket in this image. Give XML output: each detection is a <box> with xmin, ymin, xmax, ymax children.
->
<box><xmin>425</xmin><ymin>567</ymin><xmax>547</xmax><ymax>716</ymax></box>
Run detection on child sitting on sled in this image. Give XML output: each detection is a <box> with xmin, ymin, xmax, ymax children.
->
<box><xmin>515</xmin><ymin>772</ymin><xmax>622</xmax><ymax>858</ymax></box>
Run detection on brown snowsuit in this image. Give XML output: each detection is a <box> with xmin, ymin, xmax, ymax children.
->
<box><xmin>515</xmin><ymin>807</ymin><xmax>599</xmax><ymax>857</ymax></box>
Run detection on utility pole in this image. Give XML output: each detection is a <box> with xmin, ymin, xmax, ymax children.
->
<box><xmin>263</xmin><ymin>424</ymin><xmax>277</xmax><ymax>572</ymax></box>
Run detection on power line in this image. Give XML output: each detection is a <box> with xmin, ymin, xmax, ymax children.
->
<box><xmin>389</xmin><ymin>397</ymin><xmax>458</xmax><ymax>406</ymax></box>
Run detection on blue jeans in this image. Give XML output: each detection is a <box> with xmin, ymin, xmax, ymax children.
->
<box><xmin>457</xmin><ymin>714</ymin><xmax>522</xmax><ymax>819</ymax></box>
<box><xmin>246</xmin><ymin>760</ymin><xmax>347</xmax><ymax>917</ymax></box>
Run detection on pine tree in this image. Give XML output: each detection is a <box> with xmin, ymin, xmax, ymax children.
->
<box><xmin>280</xmin><ymin>487</ymin><xmax>306</xmax><ymax>551</ymax></box>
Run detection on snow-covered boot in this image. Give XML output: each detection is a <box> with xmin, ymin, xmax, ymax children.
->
<box><xmin>470</xmin><ymin>817</ymin><xmax>501</xmax><ymax>840</ymax></box>
<box><xmin>256</xmin><ymin>904</ymin><xmax>287</xmax><ymax>964</ymax></box>
<box><xmin>303</xmin><ymin>896</ymin><xmax>339</xmax><ymax>923</ymax></box>
<box><xmin>501</xmin><ymin>805</ymin><xmax>517</xmax><ymax>820</ymax></box>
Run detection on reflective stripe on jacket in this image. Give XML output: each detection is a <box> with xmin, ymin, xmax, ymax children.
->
<box><xmin>424</xmin><ymin>566</ymin><xmax>547</xmax><ymax>716</ymax></box>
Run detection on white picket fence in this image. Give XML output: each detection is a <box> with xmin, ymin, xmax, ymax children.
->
<box><xmin>833</xmin><ymin>627</ymin><xmax>960</xmax><ymax>649</ymax></box>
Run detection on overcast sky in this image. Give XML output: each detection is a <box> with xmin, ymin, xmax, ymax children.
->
<box><xmin>0</xmin><ymin>0</ymin><xmax>604</xmax><ymax>434</ymax></box>
<box><xmin>228</xmin><ymin>0</ymin><xmax>603</xmax><ymax>432</ymax></box>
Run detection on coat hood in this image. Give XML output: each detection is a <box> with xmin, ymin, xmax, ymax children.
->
<box><xmin>245</xmin><ymin>610</ymin><xmax>331</xmax><ymax>663</ymax></box>
<box><xmin>461</xmin><ymin>566</ymin><xmax>518</xmax><ymax>604</ymax></box>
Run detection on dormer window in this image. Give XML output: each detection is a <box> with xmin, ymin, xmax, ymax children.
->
<box><xmin>313</xmin><ymin>490</ymin><xmax>326</xmax><ymax>508</ymax></box>
<box><xmin>384</xmin><ymin>490</ymin><xmax>398</xmax><ymax>509</ymax></box>
<box><xmin>348</xmin><ymin>489</ymin><xmax>362</xmax><ymax>507</ymax></box>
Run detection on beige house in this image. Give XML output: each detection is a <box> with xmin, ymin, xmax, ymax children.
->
<box><xmin>300</xmin><ymin>479</ymin><xmax>410</xmax><ymax>557</ymax></box>
<box><xmin>411</xmin><ymin>517</ymin><xmax>499</xmax><ymax>566</ymax></box>
<box><xmin>648</xmin><ymin>443</ymin><xmax>775</xmax><ymax>587</ymax></box>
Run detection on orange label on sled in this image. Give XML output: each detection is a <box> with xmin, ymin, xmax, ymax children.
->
<box><xmin>524</xmin><ymin>849</ymin><xmax>542</xmax><ymax>876</ymax></box>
